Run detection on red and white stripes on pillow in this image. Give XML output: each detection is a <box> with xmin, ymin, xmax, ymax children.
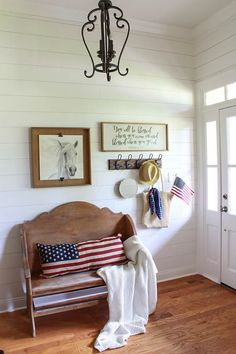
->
<box><xmin>36</xmin><ymin>235</ymin><xmax>128</xmax><ymax>278</ymax></box>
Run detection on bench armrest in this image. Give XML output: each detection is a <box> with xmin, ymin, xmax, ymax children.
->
<box><xmin>20</xmin><ymin>226</ymin><xmax>31</xmax><ymax>279</ymax></box>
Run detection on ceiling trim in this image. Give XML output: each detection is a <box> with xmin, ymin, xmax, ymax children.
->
<box><xmin>196</xmin><ymin>66</ymin><xmax>236</xmax><ymax>89</ymax></box>
<box><xmin>193</xmin><ymin>1</ymin><xmax>236</xmax><ymax>38</ymax></box>
<box><xmin>129</xmin><ymin>18</ymin><xmax>192</xmax><ymax>40</ymax></box>
<box><xmin>0</xmin><ymin>0</ymin><xmax>193</xmax><ymax>40</ymax></box>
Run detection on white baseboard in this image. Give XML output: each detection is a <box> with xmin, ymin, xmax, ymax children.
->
<box><xmin>157</xmin><ymin>265</ymin><xmax>197</xmax><ymax>282</ymax></box>
<box><xmin>202</xmin><ymin>273</ymin><xmax>220</xmax><ymax>284</ymax></box>
<box><xmin>0</xmin><ymin>296</ymin><xmax>26</xmax><ymax>313</ymax></box>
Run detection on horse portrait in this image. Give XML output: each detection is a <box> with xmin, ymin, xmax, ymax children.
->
<box><xmin>39</xmin><ymin>135</ymin><xmax>84</xmax><ymax>181</ymax></box>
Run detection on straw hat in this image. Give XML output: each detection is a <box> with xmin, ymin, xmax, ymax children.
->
<box><xmin>139</xmin><ymin>160</ymin><xmax>160</xmax><ymax>186</ymax></box>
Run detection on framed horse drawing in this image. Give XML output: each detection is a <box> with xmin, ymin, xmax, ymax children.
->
<box><xmin>31</xmin><ymin>127</ymin><xmax>91</xmax><ymax>187</ymax></box>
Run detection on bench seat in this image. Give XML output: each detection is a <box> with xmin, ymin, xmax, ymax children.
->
<box><xmin>31</xmin><ymin>270</ymin><xmax>104</xmax><ymax>296</ymax></box>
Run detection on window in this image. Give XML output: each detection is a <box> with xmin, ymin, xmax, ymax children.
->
<box><xmin>206</xmin><ymin>121</ymin><xmax>217</xmax><ymax>165</ymax></box>
<box><xmin>205</xmin><ymin>87</ymin><xmax>225</xmax><ymax>106</ymax></box>
<box><xmin>226</xmin><ymin>82</ymin><xmax>236</xmax><ymax>100</ymax></box>
<box><xmin>206</xmin><ymin>121</ymin><xmax>218</xmax><ymax>211</ymax></box>
<box><xmin>204</xmin><ymin>81</ymin><xmax>236</xmax><ymax>106</ymax></box>
<box><xmin>207</xmin><ymin>167</ymin><xmax>218</xmax><ymax>211</ymax></box>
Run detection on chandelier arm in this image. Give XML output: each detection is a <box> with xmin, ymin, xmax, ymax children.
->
<box><xmin>87</xmin><ymin>8</ymin><xmax>100</xmax><ymax>22</ymax></box>
<box><xmin>111</xmin><ymin>8</ymin><xmax>130</xmax><ymax>77</ymax></box>
<box><xmin>110</xmin><ymin>5</ymin><xmax>123</xmax><ymax>18</ymax></box>
<box><xmin>81</xmin><ymin>22</ymin><xmax>95</xmax><ymax>78</ymax></box>
<box><xmin>81</xmin><ymin>9</ymin><xmax>99</xmax><ymax>78</ymax></box>
<box><xmin>100</xmin><ymin>7</ymin><xmax>108</xmax><ymax>72</ymax></box>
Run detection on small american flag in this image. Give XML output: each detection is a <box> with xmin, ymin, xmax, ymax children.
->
<box><xmin>170</xmin><ymin>177</ymin><xmax>194</xmax><ymax>205</ymax></box>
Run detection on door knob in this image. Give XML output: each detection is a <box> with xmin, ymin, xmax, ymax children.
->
<box><xmin>221</xmin><ymin>206</ymin><xmax>228</xmax><ymax>212</ymax></box>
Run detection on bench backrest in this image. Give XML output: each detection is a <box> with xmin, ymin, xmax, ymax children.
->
<box><xmin>21</xmin><ymin>201</ymin><xmax>136</xmax><ymax>275</ymax></box>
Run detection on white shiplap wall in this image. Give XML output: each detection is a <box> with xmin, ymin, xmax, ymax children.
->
<box><xmin>0</xmin><ymin>1</ymin><xmax>196</xmax><ymax>312</ymax></box>
<box><xmin>194</xmin><ymin>1</ymin><xmax>236</xmax><ymax>82</ymax></box>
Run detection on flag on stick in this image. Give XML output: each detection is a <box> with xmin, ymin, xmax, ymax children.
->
<box><xmin>170</xmin><ymin>177</ymin><xmax>194</xmax><ymax>205</ymax></box>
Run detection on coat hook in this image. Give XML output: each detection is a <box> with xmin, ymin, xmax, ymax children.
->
<box><xmin>115</xmin><ymin>154</ymin><xmax>122</xmax><ymax>170</ymax></box>
<box><xmin>108</xmin><ymin>153</ymin><xmax>164</xmax><ymax>170</ymax></box>
<box><xmin>139</xmin><ymin>153</ymin><xmax>143</xmax><ymax>160</ymax></box>
<box><xmin>136</xmin><ymin>154</ymin><xmax>143</xmax><ymax>168</ymax></box>
<box><xmin>126</xmin><ymin>154</ymin><xmax>133</xmax><ymax>169</ymax></box>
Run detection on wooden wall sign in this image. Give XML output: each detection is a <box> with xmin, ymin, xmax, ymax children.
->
<box><xmin>101</xmin><ymin>122</ymin><xmax>168</xmax><ymax>152</ymax></box>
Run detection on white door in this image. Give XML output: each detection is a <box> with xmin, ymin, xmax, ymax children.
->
<box><xmin>220</xmin><ymin>106</ymin><xmax>236</xmax><ymax>289</ymax></box>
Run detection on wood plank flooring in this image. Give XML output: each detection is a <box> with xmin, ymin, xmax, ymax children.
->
<box><xmin>0</xmin><ymin>275</ymin><xmax>236</xmax><ymax>354</ymax></box>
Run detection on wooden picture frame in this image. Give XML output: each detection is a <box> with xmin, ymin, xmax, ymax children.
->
<box><xmin>101</xmin><ymin>122</ymin><xmax>168</xmax><ymax>151</ymax></box>
<box><xmin>31</xmin><ymin>127</ymin><xmax>91</xmax><ymax>188</ymax></box>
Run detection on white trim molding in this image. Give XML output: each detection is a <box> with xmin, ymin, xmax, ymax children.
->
<box><xmin>0</xmin><ymin>0</ymin><xmax>193</xmax><ymax>40</ymax></box>
<box><xmin>0</xmin><ymin>296</ymin><xmax>25</xmax><ymax>313</ymax></box>
<box><xmin>193</xmin><ymin>1</ymin><xmax>236</xmax><ymax>38</ymax></box>
<box><xmin>157</xmin><ymin>266</ymin><xmax>197</xmax><ymax>282</ymax></box>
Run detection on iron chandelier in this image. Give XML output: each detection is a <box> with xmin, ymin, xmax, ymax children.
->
<box><xmin>81</xmin><ymin>0</ymin><xmax>130</xmax><ymax>82</ymax></box>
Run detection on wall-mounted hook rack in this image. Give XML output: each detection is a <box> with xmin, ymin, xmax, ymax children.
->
<box><xmin>108</xmin><ymin>154</ymin><xmax>162</xmax><ymax>170</ymax></box>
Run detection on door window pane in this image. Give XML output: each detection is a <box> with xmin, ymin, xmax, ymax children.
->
<box><xmin>205</xmin><ymin>87</ymin><xmax>225</xmax><ymax>106</ymax></box>
<box><xmin>206</xmin><ymin>121</ymin><xmax>217</xmax><ymax>165</ymax></box>
<box><xmin>207</xmin><ymin>167</ymin><xmax>218</xmax><ymax>211</ymax></box>
<box><xmin>227</xmin><ymin>82</ymin><xmax>236</xmax><ymax>100</ymax></box>
<box><xmin>227</xmin><ymin>116</ymin><xmax>236</xmax><ymax>165</ymax></box>
<box><xmin>228</xmin><ymin>167</ymin><xmax>236</xmax><ymax>215</ymax></box>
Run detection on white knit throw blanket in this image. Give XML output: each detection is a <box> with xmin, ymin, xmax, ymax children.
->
<box><xmin>94</xmin><ymin>235</ymin><xmax>158</xmax><ymax>352</ymax></box>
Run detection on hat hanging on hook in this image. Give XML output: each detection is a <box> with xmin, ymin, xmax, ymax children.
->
<box><xmin>139</xmin><ymin>160</ymin><xmax>160</xmax><ymax>186</ymax></box>
<box><xmin>119</xmin><ymin>178</ymin><xmax>138</xmax><ymax>199</ymax></box>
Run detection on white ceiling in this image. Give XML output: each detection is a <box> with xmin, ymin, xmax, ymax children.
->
<box><xmin>29</xmin><ymin>0</ymin><xmax>233</xmax><ymax>28</ymax></box>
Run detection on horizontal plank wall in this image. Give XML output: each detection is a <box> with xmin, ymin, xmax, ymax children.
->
<box><xmin>0</xmin><ymin>1</ymin><xmax>196</xmax><ymax>311</ymax></box>
<box><xmin>194</xmin><ymin>1</ymin><xmax>236</xmax><ymax>81</ymax></box>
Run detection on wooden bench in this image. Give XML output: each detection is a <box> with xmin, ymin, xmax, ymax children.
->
<box><xmin>20</xmin><ymin>201</ymin><xmax>136</xmax><ymax>336</ymax></box>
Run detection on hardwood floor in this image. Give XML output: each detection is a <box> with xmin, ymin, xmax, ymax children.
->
<box><xmin>0</xmin><ymin>275</ymin><xmax>236</xmax><ymax>354</ymax></box>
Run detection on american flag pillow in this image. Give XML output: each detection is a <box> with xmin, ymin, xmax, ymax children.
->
<box><xmin>36</xmin><ymin>235</ymin><xmax>128</xmax><ymax>278</ymax></box>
